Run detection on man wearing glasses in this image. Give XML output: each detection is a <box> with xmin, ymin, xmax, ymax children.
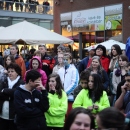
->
<box><xmin>38</xmin><ymin>45</ymin><xmax>55</xmax><ymax>77</ymax></box>
<box><xmin>115</xmin><ymin>71</ymin><xmax>130</xmax><ymax>119</ymax></box>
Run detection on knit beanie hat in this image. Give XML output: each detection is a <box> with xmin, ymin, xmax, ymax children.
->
<box><xmin>96</xmin><ymin>45</ymin><xmax>106</xmax><ymax>56</ymax></box>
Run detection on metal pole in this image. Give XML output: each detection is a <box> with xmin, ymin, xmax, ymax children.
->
<box><xmin>79</xmin><ymin>32</ymin><xmax>82</xmax><ymax>59</ymax></box>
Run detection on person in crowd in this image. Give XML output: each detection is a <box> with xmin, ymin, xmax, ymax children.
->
<box><xmin>0</xmin><ymin>55</ymin><xmax>4</xmax><ymax>66</ymax></box>
<box><xmin>6</xmin><ymin>0</ymin><xmax>14</xmax><ymax>11</ymax></box>
<box><xmin>73</xmin><ymin>73</ymin><xmax>110</xmax><ymax>115</ymax></box>
<box><xmin>58</xmin><ymin>53</ymin><xmax>79</xmax><ymax>113</ymax></box>
<box><xmin>29</xmin><ymin>46</ymin><xmax>36</xmax><ymax>57</ymax></box>
<box><xmin>54</xmin><ymin>44</ymin><xmax>66</xmax><ymax>66</ymax></box>
<box><xmin>109</xmin><ymin>44</ymin><xmax>122</xmax><ymax>72</ymax></box>
<box><xmin>14</xmin><ymin>70</ymin><xmax>49</xmax><ymax>130</ymax></box>
<box><xmin>38</xmin><ymin>45</ymin><xmax>55</xmax><ymax>77</ymax></box>
<box><xmin>14</xmin><ymin>0</ymin><xmax>23</xmax><ymax>12</ymax></box>
<box><xmin>78</xmin><ymin>47</ymin><xmax>95</xmax><ymax>74</ymax></box>
<box><xmin>96</xmin><ymin>107</ymin><xmax>125</xmax><ymax>130</ymax></box>
<box><xmin>115</xmin><ymin>71</ymin><xmax>130</xmax><ymax>119</ymax></box>
<box><xmin>116</xmin><ymin>62</ymin><xmax>130</xmax><ymax>100</ymax></box>
<box><xmin>0</xmin><ymin>63</ymin><xmax>25</xmax><ymax>130</ymax></box>
<box><xmin>0</xmin><ymin>0</ymin><xmax>3</xmax><ymax>10</ymax></box>
<box><xmin>0</xmin><ymin>55</ymin><xmax>16</xmax><ymax>81</ymax></box>
<box><xmin>24</xmin><ymin>56</ymin><xmax>47</xmax><ymax>87</ymax></box>
<box><xmin>43</xmin><ymin>0</ymin><xmax>50</xmax><ymax>14</ymax></box>
<box><xmin>63</xmin><ymin>107</ymin><xmax>95</xmax><ymax>130</ymax></box>
<box><xmin>74</xmin><ymin>70</ymin><xmax>90</xmax><ymax>99</ymax></box>
<box><xmin>10</xmin><ymin>45</ymin><xmax>26</xmax><ymax>79</ymax></box>
<box><xmin>0</xmin><ymin>64</ymin><xmax>5</xmax><ymax>82</ymax></box>
<box><xmin>86</xmin><ymin>56</ymin><xmax>109</xmax><ymax>90</ymax></box>
<box><xmin>3</xmin><ymin>46</ymin><xmax>10</xmax><ymax>58</ymax></box>
<box><xmin>87</xmin><ymin>45</ymin><xmax>110</xmax><ymax>73</ymax></box>
<box><xmin>45</xmin><ymin>73</ymin><xmax>68</xmax><ymax>130</ymax></box>
<box><xmin>112</xmin><ymin>55</ymin><xmax>128</xmax><ymax>96</ymax></box>
<box><xmin>53</xmin><ymin>53</ymin><xmax>64</xmax><ymax>74</ymax></box>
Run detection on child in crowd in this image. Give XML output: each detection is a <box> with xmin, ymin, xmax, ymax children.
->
<box><xmin>52</xmin><ymin>53</ymin><xmax>64</xmax><ymax>74</ymax></box>
<box><xmin>73</xmin><ymin>70</ymin><xmax>90</xmax><ymax>99</ymax></box>
<box><xmin>24</xmin><ymin>56</ymin><xmax>47</xmax><ymax>87</ymax></box>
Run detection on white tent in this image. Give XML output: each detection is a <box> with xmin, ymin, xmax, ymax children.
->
<box><xmin>0</xmin><ymin>21</ymin><xmax>73</xmax><ymax>45</ymax></box>
<box><xmin>0</xmin><ymin>26</ymin><xmax>5</xmax><ymax>30</ymax></box>
<box><xmin>84</xmin><ymin>40</ymin><xmax>125</xmax><ymax>50</ymax></box>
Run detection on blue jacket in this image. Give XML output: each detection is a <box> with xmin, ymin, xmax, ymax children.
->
<box><xmin>78</xmin><ymin>57</ymin><xmax>89</xmax><ymax>74</ymax></box>
<box><xmin>126</xmin><ymin>37</ymin><xmax>130</xmax><ymax>61</ymax></box>
<box><xmin>14</xmin><ymin>85</ymin><xmax>49</xmax><ymax>130</ymax></box>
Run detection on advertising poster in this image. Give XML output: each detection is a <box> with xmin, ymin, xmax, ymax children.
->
<box><xmin>72</xmin><ymin>7</ymin><xmax>104</xmax><ymax>32</ymax></box>
<box><xmin>105</xmin><ymin>4</ymin><xmax>122</xmax><ymax>30</ymax></box>
<box><xmin>105</xmin><ymin>14</ymin><xmax>122</xmax><ymax>30</ymax></box>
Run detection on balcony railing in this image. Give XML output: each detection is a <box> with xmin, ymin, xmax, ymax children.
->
<box><xmin>0</xmin><ymin>0</ymin><xmax>53</xmax><ymax>15</ymax></box>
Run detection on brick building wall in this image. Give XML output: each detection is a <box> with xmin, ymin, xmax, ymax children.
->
<box><xmin>53</xmin><ymin>0</ymin><xmax>130</xmax><ymax>43</ymax></box>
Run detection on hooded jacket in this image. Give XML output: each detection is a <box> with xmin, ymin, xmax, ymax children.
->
<box><xmin>14</xmin><ymin>85</ymin><xmax>49</xmax><ymax>130</ymax></box>
<box><xmin>24</xmin><ymin>56</ymin><xmax>47</xmax><ymax>86</ymax></box>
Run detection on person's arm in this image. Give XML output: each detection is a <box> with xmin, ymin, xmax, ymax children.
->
<box><xmin>112</xmin><ymin>69</ymin><xmax>118</xmax><ymax>93</ymax></box>
<box><xmin>115</xmin><ymin>84</ymin><xmax>127</xmax><ymax>110</ymax></box>
<box><xmin>65</xmin><ymin>69</ymin><xmax>79</xmax><ymax>95</ymax></box>
<box><xmin>116</xmin><ymin>80</ymin><xmax>125</xmax><ymax>100</ymax></box>
<box><xmin>41</xmin><ymin>70</ymin><xmax>47</xmax><ymax>86</ymax></box>
<box><xmin>47</xmin><ymin>92</ymin><xmax>68</xmax><ymax>116</ymax></box>
<box><xmin>102</xmin><ymin>70</ymin><xmax>109</xmax><ymax>90</ymax></box>
<box><xmin>103</xmin><ymin>57</ymin><xmax>110</xmax><ymax>72</ymax></box>
<box><xmin>94</xmin><ymin>91</ymin><xmax>110</xmax><ymax>112</ymax></box>
<box><xmin>73</xmin><ymin>90</ymin><xmax>85</xmax><ymax>108</ymax></box>
<box><xmin>2</xmin><ymin>79</ymin><xmax>24</xmax><ymax>98</ymax></box>
<box><xmin>49</xmin><ymin>58</ymin><xmax>55</xmax><ymax>70</ymax></box>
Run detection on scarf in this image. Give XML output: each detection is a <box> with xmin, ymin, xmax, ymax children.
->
<box><xmin>7</xmin><ymin>76</ymin><xmax>20</xmax><ymax>89</ymax></box>
<box><xmin>109</xmin><ymin>55</ymin><xmax>118</xmax><ymax>71</ymax></box>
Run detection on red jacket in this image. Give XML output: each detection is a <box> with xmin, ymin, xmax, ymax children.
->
<box><xmin>87</xmin><ymin>56</ymin><xmax>110</xmax><ymax>72</ymax></box>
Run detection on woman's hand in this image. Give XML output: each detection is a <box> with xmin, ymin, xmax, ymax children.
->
<box><xmin>121</xmin><ymin>83</ymin><xmax>128</xmax><ymax>94</ymax></box>
<box><xmin>87</xmin><ymin>106</ymin><xmax>93</xmax><ymax>111</ymax></box>
<box><xmin>93</xmin><ymin>104</ymin><xmax>99</xmax><ymax>110</ymax></box>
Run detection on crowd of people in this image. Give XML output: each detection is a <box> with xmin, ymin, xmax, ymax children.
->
<box><xmin>0</xmin><ymin>43</ymin><xmax>130</xmax><ymax>130</ymax></box>
<box><xmin>0</xmin><ymin>0</ymin><xmax>50</xmax><ymax>14</ymax></box>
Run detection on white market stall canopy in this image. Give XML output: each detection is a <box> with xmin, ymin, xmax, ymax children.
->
<box><xmin>84</xmin><ymin>40</ymin><xmax>125</xmax><ymax>50</ymax></box>
<box><xmin>0</xmin><ymin>26</ymin><xmax>5</xmax><ymax>30</ymax></box>
<box><xmin>0</xmin><ymin>21</ymin><xmax>73</xmax><ymax>45</ymax></box>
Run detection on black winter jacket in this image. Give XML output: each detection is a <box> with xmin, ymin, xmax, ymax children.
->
<box><xmin>14</xmin><ymin>85</ymin><xmax>49</xmax><ymax>130</ymax></box>
<box><xmin>0</xmin><ymin>77</ymin><xmax>25</xmax><ymax>119</ymax></box>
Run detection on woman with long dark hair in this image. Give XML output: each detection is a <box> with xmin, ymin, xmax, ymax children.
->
<box><xmin>45</xmin><ymin>73</ymin><xmax>68</xmax><ymax>130</ymax></box>
<box><xmin>73</xmin><ymin>73</ymin><xmax>110</xmax><ymax>115</ymax></box>
<box><xmin>109</xmin><ymin>44</ymin><xmax>122</xmax><ymax>72</ymax></box>
<box><xmin>63</xmin><ymin>107</ymin><xmax>95</xmax><ymax>130</ymax></box>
